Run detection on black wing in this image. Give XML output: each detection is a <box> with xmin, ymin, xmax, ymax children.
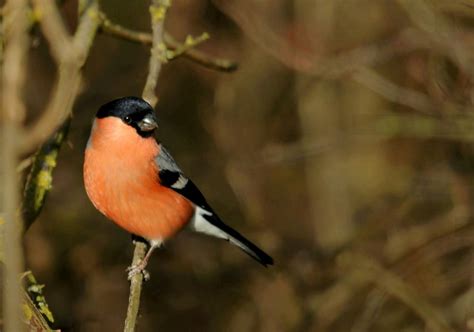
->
<box><xmin>155</xmin><ymin>146</ymin><xmax>213</xmax><ymax>211</ymax></box>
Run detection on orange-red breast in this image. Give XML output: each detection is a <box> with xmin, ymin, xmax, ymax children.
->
<box><xmin>83</xmin><ymin>97</ymin><xmax>273</xmax><ymax>278</ymax></box>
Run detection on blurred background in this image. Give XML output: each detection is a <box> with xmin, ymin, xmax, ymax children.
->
<box><xmin>19</xmin><ymin>0</ymin><xmax>474</xmax><ymax>331</ymax></box>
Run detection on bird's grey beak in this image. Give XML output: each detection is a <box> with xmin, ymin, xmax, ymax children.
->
<box><xmin>138</xmin><ymin>113</ymin><xmax>158</xmax><ymax>131</ymax></box>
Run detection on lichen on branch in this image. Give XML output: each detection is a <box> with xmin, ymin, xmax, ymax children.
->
<box><xmin>22</xmin><ymin>118</ymin><xmax>70</xmax><ymax>230</ymax></box>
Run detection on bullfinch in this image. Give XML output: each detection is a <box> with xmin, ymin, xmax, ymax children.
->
<box><xmin>83</xmin><ymin>96</ymin><xmax>273</xmax><ymax>278</ymax></box>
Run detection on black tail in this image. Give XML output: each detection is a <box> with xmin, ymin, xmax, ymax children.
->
<box><xmin>202</xmin><ymin>213</ymin><xmax>274</xmax><ymax>267</ymax></box>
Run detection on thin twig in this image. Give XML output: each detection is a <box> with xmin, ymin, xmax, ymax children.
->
<box><xmin>165</xmin><ymin>32</ymin><xmax>237</xmax><ymax>72</ymax></box>
<box><xmin>1</xmin><ymin>1</ymin><xmax>29</xmax><ymax>331</ymax></box>
<box><xmin>99</xmin><ymin>13</ymin><xmax>152</xmax><ymax>44</ymax></box>
<box><xmin>99</xmin><ymin>12</ymin><xmax>238</xmax><ymax>72</ymax></box>
<box><xmin>124</xmin><ymin>1</ymin><xmax>171</xmax><ymax>331</ymax></box>
<box><xmin>167</xmin><ymin>32</ymin><xmax>209</xmax><ymax>59</ymax></box>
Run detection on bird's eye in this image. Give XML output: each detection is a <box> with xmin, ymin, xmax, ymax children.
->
<box><xmin>124</xmin><ymin>116</ymin><xmax>132</xmax><ymax>124</ymax></box>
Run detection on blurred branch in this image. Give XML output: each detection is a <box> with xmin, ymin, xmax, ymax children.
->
<box><xmin>99</xmin><ymin>12</ymin><xmax>238</xmax><ymax>72</ymax></box>
<box><xmin>310</xmin><ymin>272</ymin><xmax>369</xmax><ymax>330</ymax></box>
<box><xmin>30</xmin><ymin>0</ymin><xmax>72</xmax><ymax>63</ymax></box>
<box><xmin>309</xmin><ymin>28</ymin><xmax>428</xmax><ymax>78</ymax></box>
<box><xmin>384</xmin><ymin>208</ymin><xmax>469</xmax><ymax>262</ymax></box>
<box><xmin>434</xmin><ymin>0</ymin><xmax>474</xmax><ymax>18</ymax></box>
<box><xmin>22</xmin><ymin>118</ymin><xmax>71</xmax><ymax>231</ymax></box>
<box><xmin>125</xmin><ymin>1</ymin><xmax>171</xmax><ymax>331</ymax></box>
<box><xmin>373</xmin><ymin>112</ymin><xmax>474</xmax><ymax>141</ymax></box>
<box><xmin>391</xmin><ymin>223</ymin><xmax>474</xmax><ymax>277</ymax></box>
<box><xmin>22</xmin><ymin>0</ymin><xmax>100</xmax><ymax>153</ymax></box>
<box><xmin>353</xmin><ymin>222</ymin><xmax>474</xmax><ymax>332</ymax></box>
<box><xmin>214</xmin><ymin>0</ymin><xmax>438</xmax><ymax>75</ymax></box>
<box><xmin>311</xmin><ymin>209</ymin><xmax>473</xmax><ymax>330</ymax></box>
<box><xmin>339</xmin><ymin>253</ymin><xmax>454</xmax><ymax>332</ymax></box>
<box><xmin>0</xmin><ymin>12</ymin><xmax>4</xmax><ymax>64</ymax></box>
<box><xmin>215</xmin><ymin>0</ymin><xmax>472</xmax><ymax>117</ymax></box>
<box><xmin>261</xmin><ymin>108</ymin><xmax>474</xmax><ymax>166</ymax></box>
<box><xmin>353</xmin><ymin>68</ymin><xmax>436</xmax><ymax>114</ymax></box>
<box><xmin>395</xmin><ymin>0</ymin><xmax>472</xmax><ymax>72</ymax></box>
<box><xmin>305</xmin><ymin>29</ymin><xmax>455</xmax><ymax>115</ymax></box>
<box><xmin>1</xmin><ymin>0</ymin><xmax>29</xmax><ymax>331</ymax></box>
<box><xmin>350</xmin><ymin>289</ymin><xmax>386</xmax><ymax>332</ymax></box>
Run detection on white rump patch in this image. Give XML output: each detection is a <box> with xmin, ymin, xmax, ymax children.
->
<box><xmin>188</xmin><ymin>207</ymin><xmax>256</xmax><ymax>258</ymax></box>
<box><xmin>189</xmin><ymin>207</ymin><xmax>228</xmax><ymax>240</ymax></box>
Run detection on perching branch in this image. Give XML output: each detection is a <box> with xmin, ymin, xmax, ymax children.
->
<box><xmin>124</xmin><ymin>242</ymin><xmax>148</xmax><ymax>332</ymax></box>
<box><xmin>124</xmin><ymin>1</ymin><xmax>171</xmax><ymax>331</ymax></box>
<box><xmin>99</xmin><ymin>12</ymin><xmax>238</xmax><ymax>72</ymax></box>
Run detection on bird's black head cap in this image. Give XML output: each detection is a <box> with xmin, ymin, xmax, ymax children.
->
<box><xmin>97</xmin><ymin>96</ymin><xmax>158</xmax><ymax>138</ymax></box>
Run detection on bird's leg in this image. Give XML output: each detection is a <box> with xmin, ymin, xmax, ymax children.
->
<box><xmin>127</xmin><ymin>243</ymin><xmax>159</xmax><ymax>281</ymax></box>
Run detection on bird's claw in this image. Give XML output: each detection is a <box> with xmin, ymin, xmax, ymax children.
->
<box><xmin>126</xmin><ymin>262</ymin><xmax>150</xmax><ymax>281</ymax></box>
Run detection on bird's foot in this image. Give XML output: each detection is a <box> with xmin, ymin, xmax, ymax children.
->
<box><xmin>126</xmin><ymin>261</ymin><xmax>150</xmax><ymax>281</ymax></box>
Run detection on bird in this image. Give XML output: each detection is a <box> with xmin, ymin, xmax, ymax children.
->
<box><xmin>83</xmin><ymin>96</ymin><xmax>273</xmax><ymax>279</ymax></box>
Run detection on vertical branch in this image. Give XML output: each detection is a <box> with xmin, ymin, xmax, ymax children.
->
<box><xmin>124</xmin><ymin>243</ymin><xmax>148</xmax><ymax>332</ymax></box>
<box><xmin>124</xmin><ymin>1</ymin><xmax>170</xmax><ymax>331</ymax></box>
<box><xmin>1</xmin><ymin>0</ymin><xmax>29</xmax><ymax>331</ymax></box>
